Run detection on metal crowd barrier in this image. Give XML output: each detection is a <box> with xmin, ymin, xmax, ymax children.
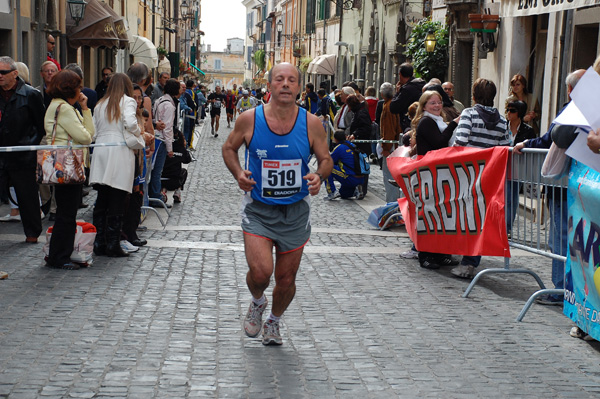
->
<box><xmin>460</xmin><ymin>148</ymin><xmax>568</xmax><ymax>321</ymax></box>
<box><xmin>0</xmin><ymin>141</ymin><xmax>171</xmax><ymax>227</ymax></box>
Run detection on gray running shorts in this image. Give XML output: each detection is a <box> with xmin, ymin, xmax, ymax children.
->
<box><xmin>240</xmin><ymin>195</ymin><xmax>311</xmax><ymax>253</ymax></box>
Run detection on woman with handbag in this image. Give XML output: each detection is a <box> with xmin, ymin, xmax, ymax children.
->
<box><xmin>90</xmin><ymin>73</ymin><xmax>142</xmax><ymax>257</ymax></box>
<box><xmin>43</xmin><ymin>70</ymin><xmax>94</xmax><ymax>270</ymax></box>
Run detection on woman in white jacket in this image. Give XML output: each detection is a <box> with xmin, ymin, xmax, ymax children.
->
<box><xmin>90</xmin><ymin>73</ymin><xmax>141</xmax><ymax>257</ymax></box>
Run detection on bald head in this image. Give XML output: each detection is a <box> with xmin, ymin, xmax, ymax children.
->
<box><xmin>566</xmin><ymin>69</ymin><xmax>586</xmax><ymax>99</ymax></box>
<box><xmin>47</xmin><ymin>34</ymin><xmax>56</xmax><ymax>53</ymax></box>
<box><xmin>268</xmin><ymin>62</ymin><xmax>301</xmax><ymax>84</ymax></box>
<box><xmin>126</xmin><ymin>62</ymin><xmax>149</xmax><ymax>85</ymax></box>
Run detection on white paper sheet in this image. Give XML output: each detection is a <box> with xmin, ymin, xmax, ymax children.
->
<box><xmin>566</xmin><ymin>130</ymin><xmax>600</xmax><ymax>172</ymax></box>
<box><xmin>553</xmin><ymin>101</ymin><xmax>591</xmax><ymax>129</ymax></box>
<box><xmin>569</xmin><ymin>67</ymin><xmax>600</xmax><ymax>130</ymax></box>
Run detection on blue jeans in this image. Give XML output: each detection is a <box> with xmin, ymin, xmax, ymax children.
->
<box><xmin>505</xmin><ymin>180</ymin><xmax>521</xmax><ymax>232</ymax></box>
<box><xmin>149</xmin><ymin>139</ymin><xmax>167</xmax><ymax>199</ymax></box>
<box><xmin>548</xmin><ymin>196</ymin><xmax>567</xmax><ymax>289</ymax></box>
<box><xmin>461</xmin><ymin>255</ymin><xmax>482</xmax><ymax>267</ymax></box>
<box><xmin>184</xmin><ymin>117</ymin><xmax>193</xmax><ymax>145</ymax></box>
<box><xmin>382</xmin><ymin>157</ymin><xmax>400</xmax><ymax>203</ymax></box>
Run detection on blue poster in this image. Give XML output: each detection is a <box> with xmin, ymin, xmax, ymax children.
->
<box><xmin>564</xmin><ymin>160</ymin><xmax>600</xmax><ymax>341</ymax></box>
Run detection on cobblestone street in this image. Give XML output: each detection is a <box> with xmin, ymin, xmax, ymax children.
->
<box><xmin>1</xmin><ymin>119</ymin><xmax>600</xmax><ymax>398</ymax></box>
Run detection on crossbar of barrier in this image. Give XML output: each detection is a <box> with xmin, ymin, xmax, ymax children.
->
<box><xmin>351</xmin><ymin>139</ymin><xmax>400</xmax><ymax>144</ymax></box>
<box><xmin>0</xmin><ymin>142</ymin><xmax>128</xmax><ymax>153</ymax></box>
<box><xmin>459</xmin><ymin>148</ymin><xmax>568</xmax><ymax>321</ymax></box>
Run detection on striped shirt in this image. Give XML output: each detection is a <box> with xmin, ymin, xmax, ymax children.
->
<box><xmin>454</xmin><ymin>105</ymin><xmax>510</xmax><ymax>148</ymax></box>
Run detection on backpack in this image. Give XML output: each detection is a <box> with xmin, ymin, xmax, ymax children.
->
<box><xmin>342</xmin><ymin>142</ymin><xmax>370</xmax><ymax>176</ymax></box>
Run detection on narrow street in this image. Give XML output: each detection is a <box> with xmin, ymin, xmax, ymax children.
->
<box><xmin>0</xmin><ymin>119</ymin><xmax>599</xmax><ymax>398</ymax></box>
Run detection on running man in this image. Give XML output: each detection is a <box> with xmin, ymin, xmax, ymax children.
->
<box><xmin>225</xmin><ymin>89</ymin><xmax>236</xmax><ymax>128</ymax></box>
<box><xmin>222</xmin><ymin>62</ymin><xmax>333</xmax><ymax>345</ymax></box>
<box><xmin>236</xmin><ymin>90</ymin><xmax>257</xmax><ymax>114</ymax></box>
<box><xmin>208</xmin><ymin>85</ymin><xmax>226</xmax><ymax>137</ymax></box>
<box><xmin>232</xmin><ymin>83</ymin><xmax>239</xmax><ymax>121</ymax></box>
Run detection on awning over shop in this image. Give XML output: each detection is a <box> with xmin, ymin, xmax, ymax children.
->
<box><xmin>500</xmin><ymin>0</ymin><xmax>600</xmax><ymax>17</ymax></box>
<box><xmin>129</xmin><ymin>35</ymin><xmax>158</xmax><ymax>68</ymax></box>
<box><xmin>99</xmin><ymin>1</ymin><xmax>129</xmax><ymax>49</ymax></box>
<box><xmin>189</xmin><ymin>62</ymin><xmax>205</xmax><ymax>76</ymax></box>
<box><xmin>66</xmin><ymin>0</ymin><xmax>119</xmax><ymax>49</ymax></box>
<box><xmin>307</xmin><ymin>54</ymin><xmax>336</xmax><ymax>75</ymax></box>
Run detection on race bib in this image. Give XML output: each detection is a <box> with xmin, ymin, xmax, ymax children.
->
<box><xmin>214</xmin><ymin>100</ymin><xmax>222</xmax><ymax>108</ymax></box>
<box><xmin>261</xmin><ymin>159</ymin><xmax>302</xmax><ymax>198</ymax></box>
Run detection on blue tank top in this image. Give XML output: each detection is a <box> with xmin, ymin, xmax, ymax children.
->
<box><xmin>246</xmin><ymin>105</ymin><xmax>311</xmax><ymax>205</ymax></box>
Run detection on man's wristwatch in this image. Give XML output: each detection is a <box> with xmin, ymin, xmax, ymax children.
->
<box><xmin>315</xmin><ymin>172</ymin><xmax>324</xmax><ymax>183</ymax></box>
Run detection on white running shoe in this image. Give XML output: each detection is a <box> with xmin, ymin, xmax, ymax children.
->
<box><xmin>120</xmin><ymin>240</ymin><xmax>139</xmax><ymax>253</ymax></box>
<box><xmin>244</xmin><ymin>298</ymin><xmax>268</xmax><ymax>338</ymax></box>
<box><xmin>262</xmin><ymin>320</ymin><xmax>282</xmax><ymax>345</ymax></box>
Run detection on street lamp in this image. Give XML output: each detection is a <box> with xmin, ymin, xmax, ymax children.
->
<box><xmin>277</xmin><ymin>19</ymin><xmax>283</xmax><ymax>33</ymax></box>
<box><xmin>67</xmin><ymin>0</ymin><xmax>87</xmax><ymax>26</ymax></box>
<box><xmin>425</xmin><ymin>30</ymin><xmax>436</xmax><ymax>52</ymax></box>
<box><xmin>180</xmin><ymin>0</ymin><xmax>189</xmax><ymax>19</ymax></box>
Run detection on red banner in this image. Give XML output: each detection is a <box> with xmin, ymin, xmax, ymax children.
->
<box><xmin>387</xmin><ymin>146</ymin><xmax>510</xmax><ymax>257</ymax></box>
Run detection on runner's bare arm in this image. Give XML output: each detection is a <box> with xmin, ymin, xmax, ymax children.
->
<box><xmin>304</xmin><ymin>113</ymin><xmax>333</xmax><ymax>196</ymax></box>
<box><xmin>222</xmin><ymin>109</ymin><xmax>257</xmax><ymax>191</ymax></box>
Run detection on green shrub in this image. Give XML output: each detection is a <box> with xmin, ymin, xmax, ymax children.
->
<box><xmin>404</xmin><ymin>18</ymin><xmax>449</xmax><ymax>82</ymax></box>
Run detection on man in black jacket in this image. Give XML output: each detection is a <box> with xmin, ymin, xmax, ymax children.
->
<box><xmin>0</xmin><ymin>56</ymin><xmax>45</xmax><ymax>243</ymax></box>
<box><xmin>390</xmin><ymin>63</ymin><xmax>425</xmax><ymax>131</ymax></box>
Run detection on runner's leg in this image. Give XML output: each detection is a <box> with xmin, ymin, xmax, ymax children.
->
<box><xmin>244</xmin><ymin>233</ymin><xmax>274</xmax><ymax>299</ymax></box>
<box><xmin>271</xmin><ymin>248</ymin><xmax>303</xmax><ymax>317</ymax></box>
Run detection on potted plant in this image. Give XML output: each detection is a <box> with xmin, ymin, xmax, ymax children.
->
<box><xmin>468</xmin><ymin>14</ymin><xmax>483</xmax><ymax>32</ymax></box>
<box><xmin>482</xmin><ymin>14</ymin><xmax>500</xmax><ymax>32</ymax></box>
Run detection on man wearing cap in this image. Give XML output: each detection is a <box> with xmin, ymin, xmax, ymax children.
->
<box><xmin>236</xmin><ymin>90</ymin><xmax>257</xmax><ymax>114</ymax></box>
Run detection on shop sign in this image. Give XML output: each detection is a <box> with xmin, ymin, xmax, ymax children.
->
<box><xmin>501</xmin><ymin>0</ymin><xmax>600</xmax><ymax>17</ymax></box>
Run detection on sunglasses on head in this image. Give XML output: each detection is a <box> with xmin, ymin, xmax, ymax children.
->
<box><xmin>507</xmin><ymin>108</ymin><xmax>518</xmax><ymax>113</ymax></box>
<box><xmin>0</xmin><ymin>69</ymin><xmax>15</xmax><ymax>75</ymax></box>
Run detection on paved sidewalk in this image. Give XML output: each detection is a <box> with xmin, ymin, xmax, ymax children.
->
<box><xmin>1</xmin><ymin>117</ymin><xmax>600</xmax><ymax>398</ymax></box>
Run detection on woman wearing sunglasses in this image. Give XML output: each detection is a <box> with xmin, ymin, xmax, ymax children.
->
<box><xmin>505</xmin><ymin>100</ymin><xmax>536</xmax><ymax>233</ymax></box>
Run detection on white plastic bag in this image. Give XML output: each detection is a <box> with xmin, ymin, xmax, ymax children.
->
<box><xmin>542</xmin><ymin>142</ymin><xmax>571</xmax><ymax>179</ymax></box>
<box><xmin>43</xmin><ymin>221</ymin><xmax>96</xmax><ymax>265</ymax></box>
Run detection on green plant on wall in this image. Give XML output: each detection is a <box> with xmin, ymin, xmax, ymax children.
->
<box><xmin>157</xmin><ymin>46</ymin><xmax>168</xmax><ymax>56</ymax></box>
<box><xmin>404</xmin><ymin>18</ymin><xmax>449</xmax><ymax>82</ymax></box>
<box><xmin>299</xmin><ymin>56</ymin><xmax>313</xmax><ymax>73</ymax></box>
<box><xmin>254</xmin><ymin>50</ymin><xmax>266</xmax><ymax>71</ymax></box>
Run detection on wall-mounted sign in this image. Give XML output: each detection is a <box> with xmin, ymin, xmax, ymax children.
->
<box><xmin>500</xmin><ymin>0</ymin><xmax>600</xmax><ymax>17</ymax></box>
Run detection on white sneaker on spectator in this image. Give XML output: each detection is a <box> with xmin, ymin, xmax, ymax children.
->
<box><xmin>451</xmin><ymin>265</ymin><xmax>477</xmax><ymax>279</ymax></box>
<box><xmin>120</xmin><ymin>240</ymin><xmax>139</xmax><ymax>253</ymax></box>
<box><xmin>323</xmin><ymin>191</ymin><xmax>340</xmax><ymax>201</ymax></box>
<box><xmin>400</xmin><ymin>249</ymin><xmax>419</xmax><ymax>259</ymax></box>
<box><xmin>0</xmin><ymin>214</ymin><xmax>21</xmax><ymax>222</ymax></box>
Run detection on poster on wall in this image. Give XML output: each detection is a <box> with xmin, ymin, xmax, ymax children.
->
<box><xmin>563</xmin><ymin>160</ymin><xmax>600</xmax><ymax>341</ymax></box>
